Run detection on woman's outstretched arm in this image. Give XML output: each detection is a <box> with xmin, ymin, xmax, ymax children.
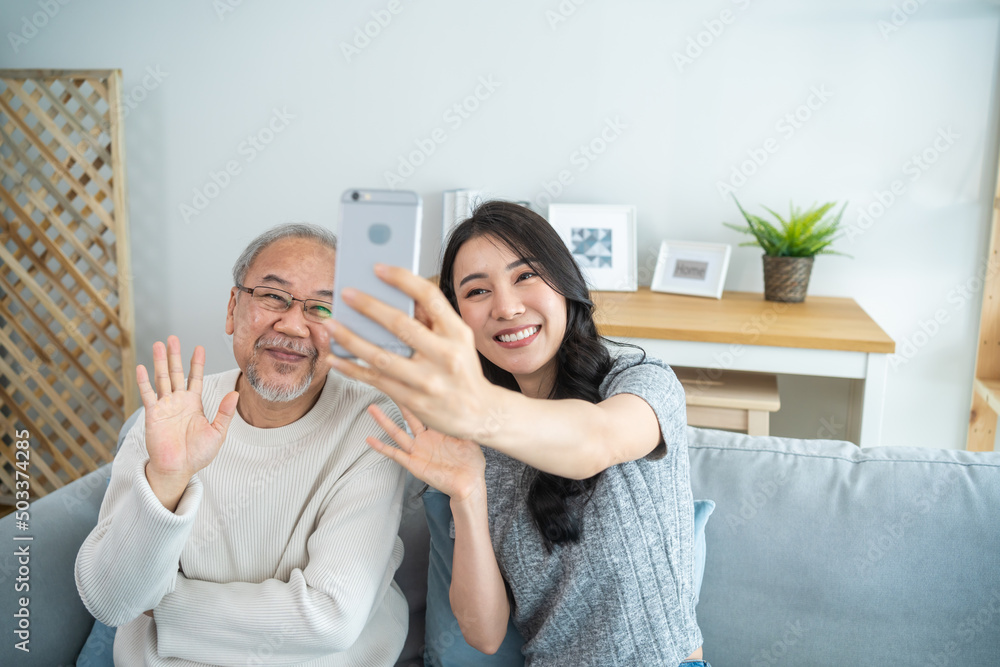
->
<box><xmin>470</xmin><ymin>390</ymin><xmax>663</xmax><ymax>480</ymax></box>
<box><xmin>327</xmin><ymin>267</ymin><xmax>665</xmax><ymax>480</ymax></box>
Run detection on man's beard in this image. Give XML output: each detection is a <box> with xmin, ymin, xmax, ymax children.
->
<box><xmin>244</xmin><ymin>335</ymin><xmax>318</xmax><ymax>403</ymax></box>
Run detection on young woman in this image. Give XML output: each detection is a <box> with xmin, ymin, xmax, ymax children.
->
<box><xmin>326</xmin><ymin>201</ymin><xmax>708</xmax><ymax>666</ymax></box>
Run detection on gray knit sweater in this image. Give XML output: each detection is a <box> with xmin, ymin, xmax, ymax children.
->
<box><xmin>483</xmin><ymin>352</ymin><xmax>702</xmax><ymax>665</ymax></box>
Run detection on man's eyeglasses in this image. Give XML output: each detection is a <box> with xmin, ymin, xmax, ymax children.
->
<box><xmin>235</xmin><ymin>285</ymin><xmax>333</xmax><ymax>323</ymax></box>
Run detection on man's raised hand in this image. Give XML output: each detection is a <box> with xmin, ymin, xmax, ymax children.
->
<box><xmin>136</xmin><ymin>335</ymin><xmax>239</xmax><ymax>511</ymax></box>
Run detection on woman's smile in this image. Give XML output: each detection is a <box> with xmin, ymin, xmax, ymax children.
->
<box><xmin>494</xmin><ymin>325</ymin><xmax>541</xmax><ymax>347</ymax></box>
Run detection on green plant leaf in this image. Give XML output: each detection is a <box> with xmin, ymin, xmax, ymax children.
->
<box><xmin>724</xmin><ymin>196</ymin><xmax>851</xmax><ymax>258</ymax></box>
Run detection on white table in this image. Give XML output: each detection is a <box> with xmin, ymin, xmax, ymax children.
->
<box><xmin>591</xmin><ymin>289</ymin><xmax>896</xmax><ymax>447</ymax></box>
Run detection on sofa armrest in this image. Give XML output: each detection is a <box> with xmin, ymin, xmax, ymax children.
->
<box><xmin>0</xmin><ymin>409</ymin><xmax>138</xmax><ymax>665</ymax></box>
<box><xmin>0</xmin><ymin>463</ymin><xmax>111</xmax><ymax>665</ymax></box>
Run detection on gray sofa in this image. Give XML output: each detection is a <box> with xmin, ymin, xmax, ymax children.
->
<box><xmin>2</xmin><ymin>424</ymin><xmax>999</xmax><ymax>666</ymax></box>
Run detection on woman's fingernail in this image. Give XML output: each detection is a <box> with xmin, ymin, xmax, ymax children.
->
<box><xmin>374</xmin><ymin>263</ymin><xmax>387</xmax><ymax>276</ymax></box>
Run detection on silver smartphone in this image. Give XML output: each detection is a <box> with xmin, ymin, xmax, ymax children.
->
<box><xmin>330</xmin><ymin>188</ymin><xmax>422</xmax><ymax>358</ymax></box>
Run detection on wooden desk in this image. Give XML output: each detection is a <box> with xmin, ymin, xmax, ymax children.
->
<box><xmin>592</xmin><ymin>289</ymin><xmax>896</xmax><ymax>446</ymax></box>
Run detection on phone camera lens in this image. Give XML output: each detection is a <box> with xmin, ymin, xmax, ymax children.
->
<box><xmin>351</xmin><ymin>191</ymin><xmax>360</xmax><ymax>201</ymax></box>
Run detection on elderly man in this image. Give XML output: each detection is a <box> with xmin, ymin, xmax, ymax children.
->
<box><xmin>75</xmin><ymin>224</ymin><xmax>408</xmax><ymax>665</ymax></box>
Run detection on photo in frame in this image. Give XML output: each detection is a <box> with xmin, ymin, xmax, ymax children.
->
<box><xmin>650</xmin><ymin>241</ymin><xmax>732</xmax><ymax>299</ymax></box>
<box><xmin>547</xmin><ymin>204</ymin><xmax>637</xmax><ymax>291</ymax></box>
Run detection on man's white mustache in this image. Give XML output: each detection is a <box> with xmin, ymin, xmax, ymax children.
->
<box><xmin>255</xmin><ymin>336</ymin><xmax>317</xmax><ymax>360</ymax></box>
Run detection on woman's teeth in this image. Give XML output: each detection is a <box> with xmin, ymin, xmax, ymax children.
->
<box><xmin>497</xmin><ymin>326</ymin><xmax>539</xmax><ymax>343</ymax></box>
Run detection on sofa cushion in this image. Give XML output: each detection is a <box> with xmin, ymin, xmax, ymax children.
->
<box><xmin>688</xmin><ymin>427</ymin><xmax>1000</xmax><ymax>667</ymax></box>
<box><xmin>422</xmin><ymin>487</ymin><xmax>715</xmax><ymax>665</ymax></box>
<box><xmin>423</xmin><ymin>487</ymin><xmax>526</xmax><ymax>666</ymax></box>
<box><xmin>76</xmin><ymin>619</ymin><xmax>115</xmax><ymax>666</ymax></box>
<box><xmin>394</xmin><ymin>473</ymin><xmax>431</xmax><ymax>666</ymax></box>
<box><xmin>692</xmin><ymin>498</ymin><xmax>715</xmax><ymax>607</ymax></box>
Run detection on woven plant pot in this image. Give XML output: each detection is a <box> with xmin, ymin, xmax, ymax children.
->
<box><xmin>762</xmin><ymin>255</ymin><xmax>814</xmax><ymax>303</ymax></box>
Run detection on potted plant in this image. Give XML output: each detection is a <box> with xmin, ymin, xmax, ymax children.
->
<box><xmin>723</xmin><ymin>197</ymin><xmax>850</xmax><ymax>303</ymax></box>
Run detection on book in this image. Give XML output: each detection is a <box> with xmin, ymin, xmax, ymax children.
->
<box><xmin>441</xmin><ymin>189</ymin><xmax>484</xmax><ymax>243</ymax></box>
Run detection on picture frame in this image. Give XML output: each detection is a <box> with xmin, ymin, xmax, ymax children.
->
<box><xmin>650</xmin><ymin>241</ymin><xmax>732</xmax><ymax>299</ymax></box>
<box><xmin>547</xmin><ymin>203</ymin><xmax>637</xmax><ymax>291</ymax></box>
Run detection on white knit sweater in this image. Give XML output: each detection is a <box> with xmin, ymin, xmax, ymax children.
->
<box><xmin>75</xmin><ymin>369</ymin><xmax>409</xmax><ymax>666</ymax></box>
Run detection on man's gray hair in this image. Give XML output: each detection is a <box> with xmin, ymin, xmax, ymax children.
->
<box><xmin>232</xmin><ymin>223</ymin><xmax>338</xmax><ymax>286</ymax></box>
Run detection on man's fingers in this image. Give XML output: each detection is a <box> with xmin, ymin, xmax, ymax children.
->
<box><xmin>188</xmin><ymin>346</ymin><xmax>206</xmax><ymax>394</ymax></box>
<box><xmin>152</xmin><ymin>341</ymin><xmax>172</xmax><ymax>398</ymax></box>
<box><xmin>367</xmin><ymin>404</ymin><xmax>413</xmax><ymax>452</ymax></box>
<box><xmin>137</xmin><ymin>365</ymin><xmax>157</xmax><ymax>409</ymax></box>
<box><xmin>166</xmin><ymin>335</ymin><xmax>186</xmax><ymax>392</ymax></box>
<box><xmin>211</xmin><ymin>391</ymin><xmax>240</xmax><ymax>437</ymax></box>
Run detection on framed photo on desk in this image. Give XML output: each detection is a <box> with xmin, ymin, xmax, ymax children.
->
<box><xmin>548</xmin><ymin>203</ymin><xmax>637</xmax><ymax>291</ymax></box>
<box><xmin>651</xmin><ymin>241</ymin><xmax>731</xmax><ymax>299</ymax></box>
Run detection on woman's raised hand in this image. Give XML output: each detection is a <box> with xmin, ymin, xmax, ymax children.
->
<box><xmin>325</xmin><ymin>265</ymin><xmax>497</xmax><ymax>442</ymax></box>
<box><xmin>137</xmin><ymin>335</ymin><xmax>239</xmax><ymax>510</ymax></box>
<box><xmin>366</xmin><ymin>404</ymin><xmax>486</xmax><ymax>502</ymax></box>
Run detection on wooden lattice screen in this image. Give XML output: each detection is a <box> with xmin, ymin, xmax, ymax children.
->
<box><xmin>0</xmin><ymin>69</ymin><xmax>136</xmax><ymax>500</ymax></box>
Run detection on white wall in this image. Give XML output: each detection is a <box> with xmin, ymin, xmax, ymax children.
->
<box><xmin>4</xmin><ymin>0</ymin><xmax>999</xmax><ymax>449</ymax></box>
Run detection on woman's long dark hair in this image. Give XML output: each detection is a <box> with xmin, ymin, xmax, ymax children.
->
<box><xmin>440</xmin><ymin>200</ymin><xmax>624</xmax><ymax>552</ymax></box>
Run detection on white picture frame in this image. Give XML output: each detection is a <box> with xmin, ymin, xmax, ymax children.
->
<box><xmin>650</xmin><ymin>241</ymin><xmax>732</xmax><ymax>299</ymax></box>
<box><xmin>547</xmin><ymin>204</ymin><xmax>637</xmax><ymax>291</ymax></box>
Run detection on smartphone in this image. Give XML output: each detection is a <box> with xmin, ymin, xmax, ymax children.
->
<box><xmin>330</xmin><ymin>188</ymin><xmax>422</xmax><ymax>358</ymax></box>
